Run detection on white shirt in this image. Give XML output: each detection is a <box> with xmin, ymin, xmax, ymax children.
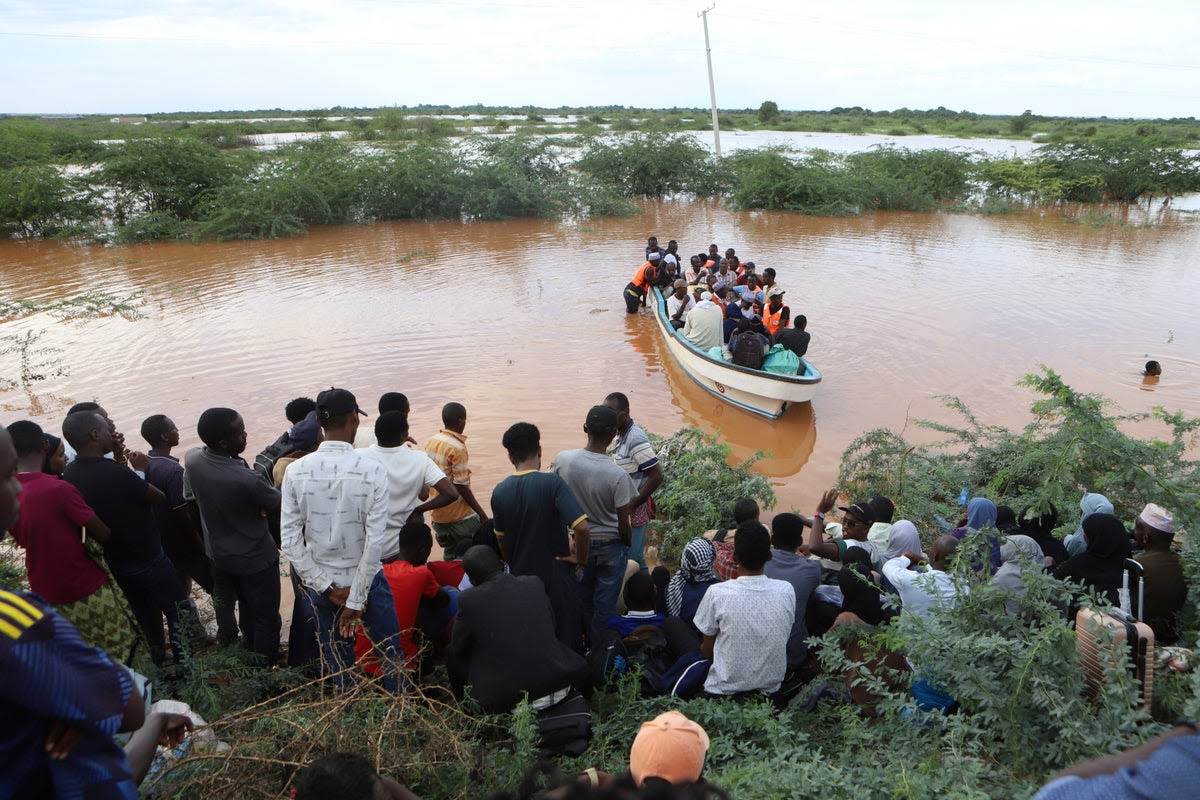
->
<box><xmin>357</xmin><ymin>443</ymin><xmax>446</xmax><ymax>560</ymax></box>
<box><xmin>881</xmin><ymin>556</ymin><xmax>960</xmax><ymax>619</ymax></box>
<box><xmin>666</xmin><ymin>292</ymin><xmax>694</xmax><ymax>321</ymax></box>
<box><xmin>693</xmin><ymin>574</ymin><xmax>795</xmax><ymax>695</ymax></box>
<box><xmin>280</xmin><ymin>440</ymin><xmax>389</xmax><ymax>611</ymax></box>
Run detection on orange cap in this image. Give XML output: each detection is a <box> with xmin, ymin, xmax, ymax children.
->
<box><xmin>628</xmin><ymin>711</ymin><xmax>710</xmax><ymax>786</ymax></box>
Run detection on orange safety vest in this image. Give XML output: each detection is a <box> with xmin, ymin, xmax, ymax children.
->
<box><xmin>764</xmin><ymin>303</ymin><xmax>789</xmax><ymax>336</ymax></box>
<box><xmin>630</xmin><ymin>262</ymin><xmax>657</xmax><ymax>292</ymax></box>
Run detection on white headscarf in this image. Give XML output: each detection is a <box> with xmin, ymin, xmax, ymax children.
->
<box><xmin>882</xmin><ymin>519</ymin><xmax>923</xmax><ymax>562</ymax></box>
<box><xmin>993</xmin><ymin>534</ymin><xmax>1045</xmax><ymax>597</ymax></box>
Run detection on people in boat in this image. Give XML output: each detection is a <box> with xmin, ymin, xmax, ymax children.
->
<box><xmin>736</xmin><ymin>261</ymin><xmax>756</xmax><ymax>285</ymax></box>
<box><xmin>654</xmin><ymin>254</ymin><xmax>679</xmax><ymax>290</ymax></box>
<box><xmin>774</xmin><ymin>314</ymin><xmax>810</xmax><ymax>360</ymax></box>
<box><xmin>623</xmin><ymin>253</ymin><xmax>660</xmax><ymax>314</ymax></box>
<box><xmin>763</xmin><ymin>286</ymin><xmax>791</xmax><ymax>336</ymax></box>
<box><xmin>760</xmin><ymin>266</ymin><xmax>778</xmax><ymax>294</ymax></box>
<box><xmin>667</xmin><ymin>279</ymin><xmax>694</xmax><ymax>330</ymax></box>
<box><xmin>645</xmin><ymin>236</ymin><xmax>665</xmax><ymax>261</ymax></box>
<box><xmin>733</xmin><ymin>273</ymin><xmax>764</xmax><ymax>307</ymax></box>
<box><xmin>729</xmin><ymin>318</ymin><xmax>770</xmax><ymax>369</ymax></box>
<box><xmin>685</xmin><ymin>255</ymin><xmax>707</xmax><ymax>284</ymax></box>
<box><xmin>682</xmin><ymin>291</ymin><xmax>724</xmax><ymax>352</ymax></box>
<box><xmin>712</xmin><ymin>260</ymin><xmax>736</xmax><ymax>294</ymax></box>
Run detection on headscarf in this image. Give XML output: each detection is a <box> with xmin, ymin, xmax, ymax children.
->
<box><xmin>882</xmin><ymin>519</ymin><xmax>923</xmax><ymax>562</ymax></box>
<box><xmin>993</xmin><ymin>535</ymin><xmax>1045</xmax><ymax>597</ymax></box>
<box><xmin>665</xmin><ymin>538</ymin><xmax>717</xmax><ymax>616</ymax></box>
<box><xmin>1065</xmin><ymin>492</ymin><xmax>1114</xmax><ymax>556</ymax></box>
<box><xmin>966</xmin><ymin>498</ymin><xmax>998</xmax><ymax>531</ymax></box>
<box><xmin>41</xmin><ymin>433</ymin><xmax>63</xmax><ymax>476</ymax></box>
<box><xmin>839</xmin><ymin>561</ymin><xmax>885</xmax><ymax>625</ymax></box>
<box><xmin>1053</xmin><ymin>512</ymin><xmax>1130</xmax><ymax>604</ymax></box>
<box><xmin>966</xmin><ymin>497</ymin><xmax>1002</xmax><ymax>573</ymax></box>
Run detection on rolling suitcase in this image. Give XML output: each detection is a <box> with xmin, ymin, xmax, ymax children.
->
<box><xmin>1075</xmin><ymin>560</ymin><xmax>1153</xmax><ymax>708</ymax></box>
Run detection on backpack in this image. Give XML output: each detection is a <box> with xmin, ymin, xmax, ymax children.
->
<box><xmin>589</xmin><ymin>626</ymin><xmax>670</xmax><ymax>694</ymax></box>
<box><xmin>731</xmin><ymin>333</ymin><xmax>764</xmax><ymax>369</ymax></box>
<box><xmin>253</xmin><ymin>432</ymin><xmax>293</xmax><ymax>486</ymax></box>
<box><xmin>536</xmin><ymin>691</ymin><xmax>592</xmax><ymax>756</ymax></box>
<box><xmin>762</xmin><ymin>344</ymin><xmax>801</xmax><ymax>375</ymax></box>
<box><xmin>589</xmin><ymin>628</ymin><xmax>629</xmax><ymax>690</ymax></box>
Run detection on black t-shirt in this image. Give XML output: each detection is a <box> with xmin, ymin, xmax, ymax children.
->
<box><xmin>64</xmin><ymin>456</ymin><xmax>161</xmax><ymax>574</ymax></box>
<box><xmin>774</xmin><ymin>327</ymin><xmax>810</xmax><ymax>358</ymax></box>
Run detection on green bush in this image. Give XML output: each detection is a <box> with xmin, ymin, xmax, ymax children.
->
<box><xmin>575</xmin><ymin>133</ymin><xmax>722</xmax><ymax>198</ymax></box>
<box><xmin>0</xmin><ymin>165</ymin><xmax>96</xmax><ymax>239</ymax></box>
<box><xmin>99</xmin><ymin>137</ymin><xmax>239</xmax><ymax>225</ymax></box>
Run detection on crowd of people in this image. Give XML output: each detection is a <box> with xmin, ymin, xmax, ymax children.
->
<box><xmin>623</xmin><ymin>236</ymin><xmax>810</xmax><ymax>372</ymax></box>
<box><xmin>0</xmin><ymin>238</ymin><xmax>1192</xmax><ymax>795</ymax></box>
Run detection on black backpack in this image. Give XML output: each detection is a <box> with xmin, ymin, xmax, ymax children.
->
<box><xmin>253</xmin><ymin>431</ymin><xmax>293</xmax><ymax>486</ymax></box>
<box><xmin>732</xmin><ymin>332</ymin><xmax>764</xmax><ymax>369</ymax></box>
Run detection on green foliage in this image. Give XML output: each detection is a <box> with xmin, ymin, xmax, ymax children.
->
<box><xmin>100</xmin><ymin>137</ymin><xmax>240</xmax><ymax>226</ymax></box>
<box><xmin>0</xmin><ymin>119</ymin><xmax>105</xmax><ymax>168</ymax></box>
<box><xmin>0</xmin><ymin>165</ymin><xmax>96</xmax><ymax>239</ymax></box>
<box><xmin>574</xmin><ymin>133</ymin><xmax>726</xmax><ymax>198</ymax></box>
<box><xmin>462</xmin><ymin>134</ymin><xmax>571</xmax><ymax>220</ymax></box>
<box><xmin>648</xmin><ymin>428</ymin><xmax>775</xmax><ymax>562</ymax></box>
<box><xmin>357</xmin><ymin>143</ymin><xmax>466</xmax><ymax>221</ymax></box>
<box><xmin>757</xmin><ymin>100</ymin><xmax>781</xmax><ymax>124</ymax></box>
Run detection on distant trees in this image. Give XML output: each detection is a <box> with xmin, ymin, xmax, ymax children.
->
<box><xmin>758</xmin><ymin>100</ymin><xmax>780</xmax><ymax>124</ymax></box>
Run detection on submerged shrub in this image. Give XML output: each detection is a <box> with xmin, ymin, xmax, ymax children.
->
<box><xmin>0</xmin><ymin>165</ymin><xmax>96</xmax><ymax>239</ymax></box>
<box><xmin>462</xmin><ymin>134</ymin><xmax>572</xmax><ymax>220</ymax></box>
<box><xmin>574</xmin><ymin>132</ymin><xmax>722</xmax><ymax>198</ymax></box>
<box><xmin>99</xmin><ymin>136</ymin><xmax>239</xmax><ymax>225</ymax></box>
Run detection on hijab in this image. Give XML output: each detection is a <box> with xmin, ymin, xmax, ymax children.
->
<box><xmin>882</xmin><ymin>519</ymin><xmax>923</xmax><ymax>562</ymax></box>
<box><xmin>993</xmin><ymin>535</ymin><xmax>1045</xmax><ymax>595</ymax></box>
<box><xmin>665</xmin><ymin>538</ymin><xmax>718</xmax><ymax>616</ymax></box>
<box><xmin>966</xmin><ymin>498</ymin><xmax>998</xmax><ymax>531</ymax></box>
<box><xmin>1054</xmin><ymin>512</ymin><xmax>1130</xmax><ymax>603</ymax></box>
<box><xmin>1074</xmin><ymin>492</ymin><xmax>1114</xmax><ymax>539</ymax></box>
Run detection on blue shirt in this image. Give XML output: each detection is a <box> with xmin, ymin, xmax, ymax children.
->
<box><xmin>0</xmin><ymin>587</ymin><xmax>137</xmax><ymax>799</ymax></box>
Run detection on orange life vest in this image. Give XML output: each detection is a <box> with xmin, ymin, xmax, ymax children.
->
<box><xmin>764</xmin><ymin>303</ymin><xmax>789</xmax><ymax>336</ymax></box>
<box><xmin>631</xmin><ymin>262</ymin><xmax>656</xmax><ymax>292</ymax></box>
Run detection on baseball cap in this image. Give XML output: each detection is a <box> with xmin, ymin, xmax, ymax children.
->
<box><xmin>629</xmin><ymin>711</ymin><xmax>710</xmax><ymax>786</ymax></box>
<box><xmin>664</xmin><ymin>254</ymin><xmax>678</xmax><ymax>266</ymax></box>
<box><xmin>767</xmin><ymin>286</ymin><xmax>786</xmax><ymax>298</ymax></box>
<box><xmin>649</xmin><ymin>252</ymin><xmax>662</xmax><ymax>261</ymax></box>
<box><xmin>316</xmin><ymin>387</ymin><xmax>367</xmax><ymax>421</ymax></box>
<box><xmin>838</xmin><ymin>501</ymin><xmax>874</xmax><ymax>525</ymax></box>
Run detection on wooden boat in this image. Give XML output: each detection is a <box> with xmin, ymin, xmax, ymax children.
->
<box><xmin>649</xmin><ymin>288</ymin><xmax>821</xmax><ymax>419</ymax></box>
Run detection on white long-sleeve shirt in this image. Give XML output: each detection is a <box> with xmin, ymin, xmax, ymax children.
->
<box><xmin>881</xmin><ymin>556</ymin><xmax>961</xmax><ymax>619</ymax></box>
<box><xmin>280</xmin><ymin>441</ymin><xmax>389</xmax><ymax>611</ymax></box>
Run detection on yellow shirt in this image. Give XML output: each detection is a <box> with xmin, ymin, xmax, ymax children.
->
<box><xmin>425</xmin><ymin>429</ymin><xmax>473</xmax><ymax>523</ymax></box>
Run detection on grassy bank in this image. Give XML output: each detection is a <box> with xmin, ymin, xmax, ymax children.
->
<box><xmin>133</xmin><ymin>372</ymin><xmax>1200</xmax><ymax>799</ymax></box>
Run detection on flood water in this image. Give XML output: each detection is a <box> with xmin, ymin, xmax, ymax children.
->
<box><xmin>1</xmin><ymin>200</ymin><xmax>1198</xmax><ymax>520</ymax></box>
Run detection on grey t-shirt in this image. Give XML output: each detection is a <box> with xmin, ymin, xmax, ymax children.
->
<box><xmin>183</xmin><ymin>446</ymin><xmax>281</xmax><ymax>575</ymax></box>
<box><xmin>763</xmin><ymin>549</ymin><xmax>822</xmax><ymax>668</ymax></box>
<box><xmin>550</xmin><ymin>448</ymin><xmax>636</xmax><ymax>542</ymax></box>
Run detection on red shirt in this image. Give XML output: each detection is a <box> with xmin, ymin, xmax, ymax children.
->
<box><xmin>426</xmin><ymin>559</ymin><xmax>464</xmax><ymax>587</ymax></box>
<box><xmin>355</xmin><ymin>559</ymin><xmax>441</xmax><ymax>672</ymax></box>
<box><xmin>11</xmin><ymin>472</ymin><xmax>106</xmax><ymax>604</ymax></box>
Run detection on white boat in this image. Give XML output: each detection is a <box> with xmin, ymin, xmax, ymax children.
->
<box><xmin>649</xmin><ymin>288</ymin><xmax>821</xmax><ymax>419</ymax></box>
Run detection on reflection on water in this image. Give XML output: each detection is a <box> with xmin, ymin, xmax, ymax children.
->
<box><xmin>0</xmin><ymin>200</ymin><xmax>1197</xmax><ymax>515</ymax></box>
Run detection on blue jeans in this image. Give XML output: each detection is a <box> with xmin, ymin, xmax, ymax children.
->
<box><xmin>582</xmin><ymin>539</ymin><xmax>629</xmax><ymax>641</ymax></box>
<box><xmin>628</xmin><ymin>524</ymin><xmax>648</xmax><ymax>571</ymax></box>
<box><xmin>304</xmin><ymin>570</ymin><xmax>404</xmax><ymax>693</ymax></box>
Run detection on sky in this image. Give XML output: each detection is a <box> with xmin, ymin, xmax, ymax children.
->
<box><xmin>1</xmin><ymin>0</ymin><xmax>1197</xmax><ymax>118</ymax></box>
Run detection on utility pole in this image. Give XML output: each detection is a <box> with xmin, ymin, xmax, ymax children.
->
<box><xmin>698</xmin><ymin>4</ymin><xmax>721</xmax><ymax>157</ymax></box>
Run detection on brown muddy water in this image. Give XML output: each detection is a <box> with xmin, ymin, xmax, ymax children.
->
<box><xmin>1</xmin><ymin>200</ymin><xmax>1198</xmax><ymax>520</ymax></box>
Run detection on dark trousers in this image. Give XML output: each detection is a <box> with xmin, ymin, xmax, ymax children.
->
<box><xmin>662</xmin><ymin>615</ymin><xmax>703</xmax><ymax>664</ymax></box>
<box><xmin>214</xmin><ymin>560</ymin><xmax>281</xmax><ymax>665</ymax></box>
<box><xmin>213</xmin><ymin>568</ymin><xmax>247</xmax><ymax>645</ymax></box>
<box><xmin>113</xmin><ymin>550</ymin><xmax>189</xmax><ymax>664</ymax></box>
<box><xmin>624</xmin><ymin>283</ymin><xmax>643</xmax><ymax>313</ymax></box>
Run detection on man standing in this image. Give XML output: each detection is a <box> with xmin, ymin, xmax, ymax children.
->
<box><xmin>603</xmin><ymin>392</ymin><xmax>663</xmax><ymax>572</ymax></box>
<box><xmin>1133</xmin><ymin>503</ymin><xmax>1186</xmax><ymax>643</ymax></box>
<box><xmin>63</xmin><ymin>410</ymin><xmax>188</xmax><ymax>665</ymax></box>
<box><xmin>491</xmin><ymin>422</ymin><xmax>590</xmax><ymax>650</ymax></box>
<box><xmin>183</xmin><ymin>408</ymin><xmax>283</xmax><ymax>665</ymax></box>
<box><xmin>425</xmin><ymin>402</ymin><xmax>489</xmax><ymax>559</ymax></box>
<box><xmin>624</xmin><ymin>253</ymin><xmax>660</xmax><ymax>313</ymax></box>
<box><xmin>359</xmin><ymin>411</ymin><xmax>459</xmax><ymax>561</ymax></box>
<box><xmin>279</xmin><ymin>388</ymin><xmax>403</xmax><ymax>691</ymax></box>
<box><xmin>681</xmin><ymin>291</ymin><xmax>724</xmax><ymax>352</ymax></box>
<box><xmin>551</xmin><ymin>405</ymin><xmax>636</xmax><ymax>641</ymax></box>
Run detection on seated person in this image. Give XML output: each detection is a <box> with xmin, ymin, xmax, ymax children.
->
<box><xmin>693</xmin><ymin>522</ymin><xmax>795</xmax><ymax>697</ymax></box>
<box><xmin>1133</xmin><ymin>503</ymin><xmax>1186</xmax><ymax>643</ymax></box>
<box><xmin>606</xmin><ymin>571</ymin><xmax>666</xmax><ymax>636</ymax></box>
<box><xmin>703</xmin><ymin>498</ymin><xmax>760</xmax><ymax>581</ymax></box>
<box><xmin>446</xmin><ymin>546</ymin><xmax>589</xmax><ymax>713</ymax></box>
<box><xmin>881</xmin><ymin>536</ymin><xmax>961</xmax><ymax>620</ymax></box>
<box><xmin>733</xmin><ymin>274</ymin><xmax>764</xmax><ymax>306</ymax></box>
<box><xmin>666</xmin><ymin>279</ymin><xmax>694</xmax><ymax>330</ymax></box>
<box><xmin>354</xmin><ymin>520</ymin><xmax>448</xmax><ymax>675</ymax></box>
<box><xmin>729</xmin><ymin>318</ymin><xmax>770</xmax><ymax>369</ymax></box>
<box><xmin>773</xmin><ymin>314</ymin><xmax>810</xmax><ymax>361</ymax></box>
<box><xmin>807</xmin><ymin>489</ymin><xmax>883</xmax><ymax>571</ymax></box>
<box><xmin>763</xmin><ymin>513</ymin><xmax>821</xmax><ymax>673</ymax></box>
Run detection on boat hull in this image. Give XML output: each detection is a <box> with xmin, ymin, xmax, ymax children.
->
<box><xmin>650</xmin><ymin>289</ymin><xmax>821</xmax><ymax>419</ymax></box>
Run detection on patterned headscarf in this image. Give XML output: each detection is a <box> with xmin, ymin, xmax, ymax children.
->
<box><xmin>666</xmin><ymin>538</ymin><xmax>717</xmax><ymax>617</ymax></box>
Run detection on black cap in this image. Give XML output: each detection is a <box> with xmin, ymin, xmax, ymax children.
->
<box><xmin>316</xmin><ymin>387</ymin><xmax>367</xmax><ymax>421</ymax></box>
<box><xmin>585</xmin><ymin>405</ymin><xmax>618</xmax><ymax>435</ymax></box>
<box><xmin>838</xmin><ymin>501</ymin><xmax>874</xmax><ymax>525</ymax></box>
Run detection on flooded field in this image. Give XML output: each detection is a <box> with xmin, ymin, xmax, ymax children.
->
<box><xmin>1</xmin><ymin>199</ymin><xmax>1197</xmax><ymax>517</ymax></box>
